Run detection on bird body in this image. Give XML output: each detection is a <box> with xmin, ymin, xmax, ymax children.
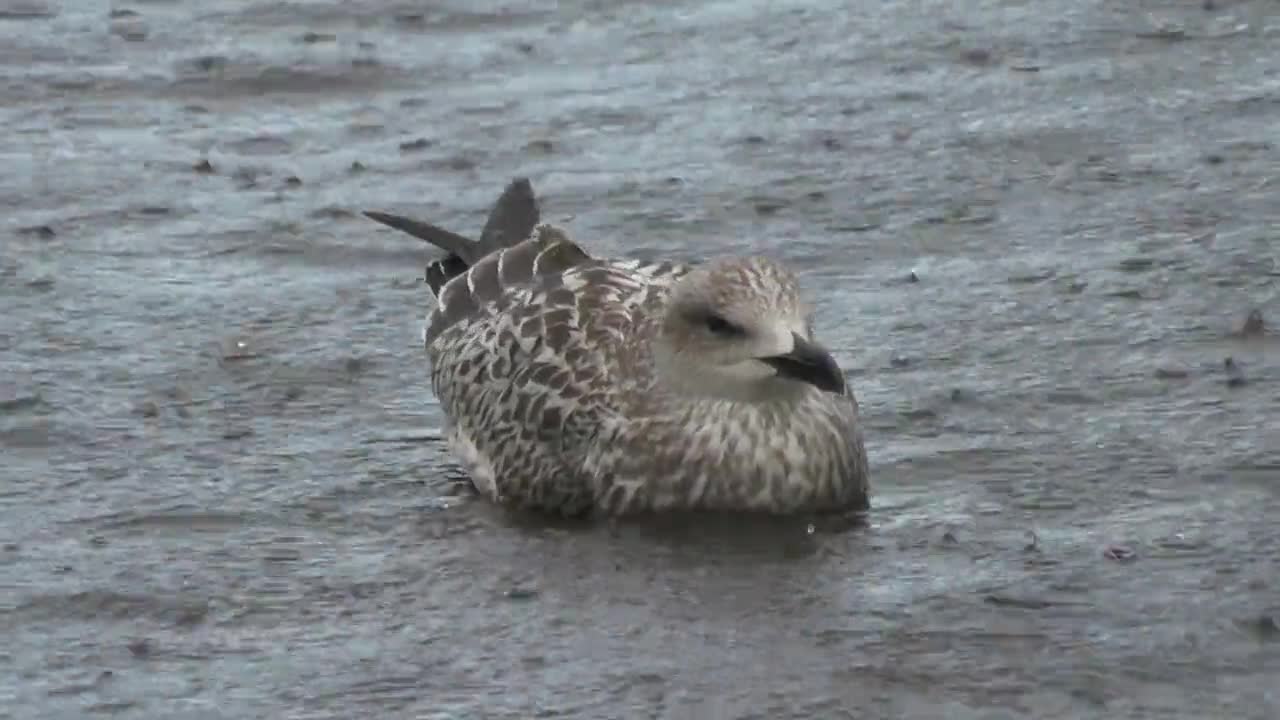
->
<box><xmin>364</xmin><ymin>179</ymin><xmax>869</xmax><ymax>517</ymax></box>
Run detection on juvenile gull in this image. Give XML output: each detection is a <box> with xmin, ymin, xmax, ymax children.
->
<box><xmin>364</xmin><ymin>178</ymin><xmax>870</xmax><ymax>517</ymax></box>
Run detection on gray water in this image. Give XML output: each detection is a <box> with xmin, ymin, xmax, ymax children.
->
<box><xmin>3</xmin><ymin>0</ymin><xmax>1279</xmax><ymax>718</ymax></box>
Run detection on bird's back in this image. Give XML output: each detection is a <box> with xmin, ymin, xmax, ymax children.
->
<box><xmin>426</xmin><ymin>231</ymin><xmax>691</xmax><ymax>514</ymax></box>
<box><xmin>364</xmin><ymin>179</ymin><xmax>693</xmax><ymax>513</ymax></box>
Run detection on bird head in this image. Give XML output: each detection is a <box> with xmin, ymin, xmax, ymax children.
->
<box><xmin>655</xmin><ymin>256</ymin><xmax>846</xmax><ymax>403</ymax></box>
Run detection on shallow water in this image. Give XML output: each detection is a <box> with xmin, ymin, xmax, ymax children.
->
<box><xmin>2</xmin><ymin>0</ymin><xmax>1279</xmax><ymax>717</ymax></box>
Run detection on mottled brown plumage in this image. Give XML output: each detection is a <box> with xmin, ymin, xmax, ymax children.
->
<box><xmin>364</xmin><ymin>178</ymin><xmax>869</xmax><ymax>517</ymax></box>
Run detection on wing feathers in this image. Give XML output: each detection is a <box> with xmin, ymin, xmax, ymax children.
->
<box><xmin>425</xmin><ymin>224</ymin><xmax>594</xmax><ymax>345</ymax></box>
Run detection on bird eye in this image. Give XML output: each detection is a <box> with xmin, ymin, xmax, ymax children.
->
<box><xmin>704</xmin><ymin>314</ymin><xmax>741</xmax><ymax>336</ymax></box>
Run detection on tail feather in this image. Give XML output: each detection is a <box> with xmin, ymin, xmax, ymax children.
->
<box><xmin>476</xmin><ymin>177</ymin><xmax>540</xmax><ymax>258</ymax></box>
<box><xmin>363</xmin><ymin>177</ymin><xmax>542</xmax><ymax>296</ymax></box>
<box><xmin>361</xmin><ymin>211</ymin><xmax>476</xmax><ymax>261</ymax></box>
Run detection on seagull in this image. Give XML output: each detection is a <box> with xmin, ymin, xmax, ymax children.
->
<box><xmin>363</xmin><ymin>178</ymin><xmax>869</xmax><ymax>517</ymax></box>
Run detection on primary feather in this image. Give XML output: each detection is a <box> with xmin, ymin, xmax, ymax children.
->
<box><xmin>363</xmin><ymin>178</ymin><xmax>870</xmax><ymax>517</ymax></box>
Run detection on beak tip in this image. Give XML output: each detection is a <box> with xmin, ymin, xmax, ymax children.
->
<box><xmin>763</xmin><ymin>334</ymin><xmax>846</xmax><ymax>395</ymax></box>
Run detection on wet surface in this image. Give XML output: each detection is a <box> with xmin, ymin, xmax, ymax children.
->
<box><xmin>3</xmin><ymin>0</ymin><xmax>1279</xmax><ymax>717</ymax></box>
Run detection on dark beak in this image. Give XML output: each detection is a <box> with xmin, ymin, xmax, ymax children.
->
<box><xmin>760</xmin><ymin>334</ymin><xmax>846</xmax><ymax>395</ymax></box>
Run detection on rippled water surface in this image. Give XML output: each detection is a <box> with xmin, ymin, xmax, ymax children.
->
<box><xmin>3</xmin><ymin>0</ymin><xmax>1279</xmax><ymax>717</ymax></box>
